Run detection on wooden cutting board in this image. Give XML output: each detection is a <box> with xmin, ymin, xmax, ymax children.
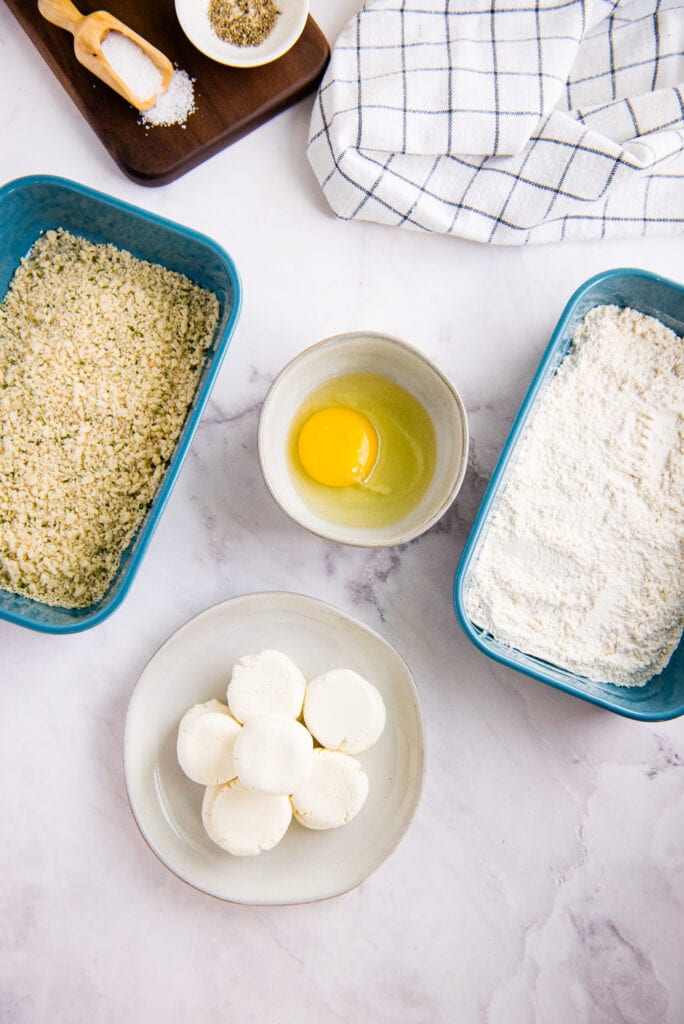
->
<box><xmin>4</xmin><ymin>0</ymin><xmax>330</xmax><ymax>185</ymax></box>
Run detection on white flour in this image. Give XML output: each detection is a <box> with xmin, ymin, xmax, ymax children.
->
<box><xmin>466</xmin><ymin>305</ymin><xmax>683</xmax><ymax>687</ymax></box>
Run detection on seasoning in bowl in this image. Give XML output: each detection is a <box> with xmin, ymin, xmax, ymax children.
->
<box><xmin>0</xmin><ymin>229</ymin><xmax>219</xmax><ymax>609</ymax></box>
<box><xmin>208</xmin><ymin>0</ymin><xmax>281</xmax><ymax>47</ymax></box>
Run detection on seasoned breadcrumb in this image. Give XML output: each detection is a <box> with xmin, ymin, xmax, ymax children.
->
<box><xmin>0</xmin><ymin>229</ymin><xmax>219</xmax><ymax>608</ymax></box>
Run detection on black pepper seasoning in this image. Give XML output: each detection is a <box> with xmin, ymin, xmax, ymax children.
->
<box><xmin>208</xmin><ymin>0</ymin><xmax>281</xmax><ymax>48</ymax></box>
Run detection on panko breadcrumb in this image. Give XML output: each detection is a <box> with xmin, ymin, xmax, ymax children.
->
<box><xmin>0</xmin><ymin>229</ymin><xmax>220</xmax><ymax>608</ymax></box>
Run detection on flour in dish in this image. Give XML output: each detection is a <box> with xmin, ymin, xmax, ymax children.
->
<box><xmin>466</xmin><ymin>305</ymin><xmax>683</xmax><ymax>687</ymax></box>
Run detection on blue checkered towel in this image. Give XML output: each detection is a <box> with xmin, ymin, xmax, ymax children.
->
<box><xmin>307</xmin><ymin>0</ymin><xmax>684</xmax><ymax>244</ymax></box>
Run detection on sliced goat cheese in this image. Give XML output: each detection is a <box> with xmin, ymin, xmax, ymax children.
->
<box><xmin>202</xmin><ymin>779</ymin><xmax>292</xmax><ymax>856</ymax></box>
<box><xmin>233</xmin><ymin>713</ymin><xmax>313</xmax><ymax>795</ymax></box>
<box><xmin>303</xmin><ymin>669</ymin><xmax>385</xmax><ymax>754</ymax></box>
<box><xmin>227</xmin><ymin>650</ymin><xmax>306</xmax><ymax>723</ymax></box>
<box><xmin>177</xmin><ymin>700</ymin><xmax>241</xmax><ymax>786</ymax></box>
<box><xmin>291</xmin><ymin>749</ymin><xmax>369</xmax><ymax>830</ymax></box>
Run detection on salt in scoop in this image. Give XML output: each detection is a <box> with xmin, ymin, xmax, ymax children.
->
<box><xmin>38</xmin><ymin>0</ymin><xmax>173</xmax><ymax>111</ymax></box>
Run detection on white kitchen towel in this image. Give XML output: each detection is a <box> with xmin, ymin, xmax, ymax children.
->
<box><xmin>307</xmin><ymin>0</ymin><xmax>684</xmax><ymax>244</ymax></box>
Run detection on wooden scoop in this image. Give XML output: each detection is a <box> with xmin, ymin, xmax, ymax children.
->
<box><xmin>37</xmin><ymin>0</ymin><xmax>173</xmax><ymax>111</ymax></box>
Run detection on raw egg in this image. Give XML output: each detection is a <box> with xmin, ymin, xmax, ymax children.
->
<box><xmin>287</xmin><ymin>373</ymin><xmax>436</xmax><ymax>529</ymax></box>
<box><xmin>297</xmin><ymin>407</ymin><xmax>378</xmax><ymax>487</ymax></box>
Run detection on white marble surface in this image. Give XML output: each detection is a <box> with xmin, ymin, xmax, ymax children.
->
<box><xmin>1</xmin><ymin>4</ymin><xmax>683</xmax><ymax>1022</ymax></box>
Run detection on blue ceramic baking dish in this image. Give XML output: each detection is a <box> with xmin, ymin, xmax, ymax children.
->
<box><xmin>0</xmin><ymin>175</ymin><xmax>241</xmax><ymax>633</ymax></box>
<box><xmin>454</xmin><ymin>268</ymin><xmax>684</xmax><ymax>721</ymax></box>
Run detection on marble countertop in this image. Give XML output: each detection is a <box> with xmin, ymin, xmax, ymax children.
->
<box><xmin>1</xmin><ymin>4</ymin><xmax>682</xmax><ymax>1022</ymax></box>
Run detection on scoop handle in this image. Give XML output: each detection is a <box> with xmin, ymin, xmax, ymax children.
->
<box><xmin>37</xmin><ymin>0</ymin><xmax>84</xmax><ymax>35</ymax></box>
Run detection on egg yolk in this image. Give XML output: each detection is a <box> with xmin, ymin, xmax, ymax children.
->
<box><xmin>297</xmin><ymin>407</ymin><xmax>378</xmax><ymax>488</ymax></box>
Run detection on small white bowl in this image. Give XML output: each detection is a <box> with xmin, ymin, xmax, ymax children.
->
<box><xmin>175</xmin><ymin>0</ymin><xmax>309</xmax><ymax>68</ymax></box>
<box><xmin>258</xmin><ymin>331</ymin><xmax>469</xmax><ymax>547</ymax></box>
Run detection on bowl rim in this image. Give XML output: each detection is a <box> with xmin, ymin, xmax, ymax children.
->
<box><xmin>0</xmin><ymin>173</ymin><xmax>242</xmax><ymax>634</ymax></box>
<box><xmin>174</xmin><ymin>0</ymin><xmax>310</xmax><ymax>68</ymax></box>
<box><xmin>257</xmin><ymin>329</ymin><xmax>470</xmax><ymax>548</ymax></box>
<box><xmin>453</xmin><ymin>266</ymin><xmax>684</xmax><ymax>722</ymax></box>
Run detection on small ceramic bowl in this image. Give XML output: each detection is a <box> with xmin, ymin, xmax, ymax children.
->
<box><xmin>258</xmin><ymin>331</ymin><xmax>469</xmax><ymax>547</ymax></box>
<box><xmin>175</xmin><ymin>0</ymin><xmax>309</xmax><ymax>68</ymax></box>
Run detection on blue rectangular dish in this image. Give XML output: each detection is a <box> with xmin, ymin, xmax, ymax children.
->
<box><xmin>454</xmin><ymin>268</ymin><xmax>684</xmax><ymax>721</ymax></box>
<box><xmin>0</xmin><ymin>175</ymin><xmax>241</xmax><ymax>633</ymax></box>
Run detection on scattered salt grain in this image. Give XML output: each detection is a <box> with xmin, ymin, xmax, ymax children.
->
<box><xmin>101</xmin><ymin>30</ymin><xmax>163</xmax><ymax>105</ymax></box>
<box><xmin>141</xmin><ymin>69</ymin><xmax>196</xmax><ymax>128</ymax></box>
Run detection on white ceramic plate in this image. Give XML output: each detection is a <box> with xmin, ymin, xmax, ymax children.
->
<box><xmin>124</xmin><ymin>592</ymin><xmax>425</xmax><ymax>904</ymax></box>
<box><xmin>175</xmin><ymin>0</ymin><xmax>309</xmax><ymax>68</ymax></box>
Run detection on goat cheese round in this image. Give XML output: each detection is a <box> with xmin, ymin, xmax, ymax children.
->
<box><xmin>201</xmin><ymin>783</ymin><xmax>223</xmax><ymax>836</ymax></box>
<box><xmin>291</xmin><ymin>749</ymin><xmax>369</xmax><ymax>830</ymax></box>
<box><xmin>233</xmin><ymin>713</ymin><xmax>313</xmax><ymax>795</ymax></box>
<box><xmin>303</xmin><ymin>669</ymin><xmax>386</xmax><ymax>754</ymax></box>
<box><xmin>227</xmin><ymin>649</ymin><xmax>306</xmax><ymax>723</ymax></box>
<box><xmin>201</xmin><ymin>779</ymin><xmax>292</xmax><ymax>856</ymax></box>
<box><xmin>177</xmin><ymin>700</ymin><xmax>241</xmax><ymax>785</ymax></box>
